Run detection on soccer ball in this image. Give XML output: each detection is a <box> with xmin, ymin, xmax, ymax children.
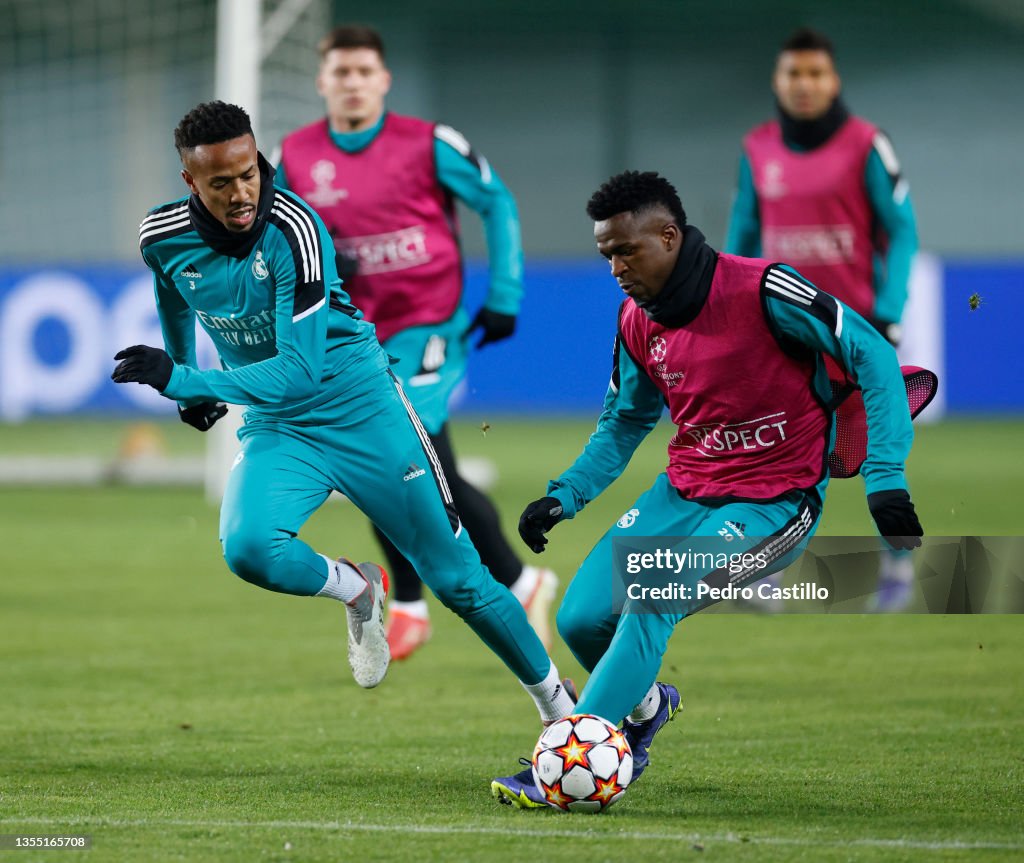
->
<box><xmin>532</xmin><ymin>714</ymin><xmax>633</xmax><ymax>812</ymax></box>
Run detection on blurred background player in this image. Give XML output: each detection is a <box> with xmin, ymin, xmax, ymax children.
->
<box><xmin>725</xmin><ymin>27</ymin><xmax>920</xmax><ymax>611</ymax></box>
<box><xmin>492</xmin><ymin>171</ymin><xmax>923</xmax><ymax>807</ymax></box>
<box><xmin>115</xmin><ymin>101</ymin><xmax>576</xmax><ymax>725</ymax></box>
<box><xmin>275</xmin><ymin>24</ymin><xmax>556</xmax><ymax>659</ymax></box>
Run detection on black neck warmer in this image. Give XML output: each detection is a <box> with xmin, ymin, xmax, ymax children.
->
<box><xmin>777</xmin><ymin>97</ymin><xmax>850</xmax><ymax>151</ymax></box>
<box><xmin>189</xmin><ymin>152</ymin><xmax>277</xmax><ymax>258</ymax></box>
<box><xmin>635</xmin><ymin>225</ymin><xmax>718</xmax><ymax>329</ymax></box>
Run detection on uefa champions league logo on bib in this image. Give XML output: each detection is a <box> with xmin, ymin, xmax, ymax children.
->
<box><xmin>762</xmin><ymin>160</ymin><xmax>787</xmax><ymax>199</ymax></box>
<box><xmin>252</xmin><ymin>250</ymin><xmax>269</xmax><ymax>280</ymax></box>
<box><xmin>307</xmin><ymin>160</ymin><xmax>349</xmax><ymax>206</ymax></box>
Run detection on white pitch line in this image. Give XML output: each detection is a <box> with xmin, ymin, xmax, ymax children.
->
<box><xmin>0</xmin><ymin>816</ymin><xmax>1020</xmax><ymax>852</ymax></box>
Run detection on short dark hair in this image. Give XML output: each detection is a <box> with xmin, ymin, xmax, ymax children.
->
<box><xmin>318</xmin><ymin>24</ymin><xmax>385</xmax><ymax>60</ymax></box>
<box><xmin>174</xmin><ymin>101</ymin><xmax>253</xmax><ymax>155</ymax></box>
<box><xmin>780</xmin><ymin>27</ymin><xmax>834</xmax><ymax>58</ymax></box>
<box><xmin>586</xmin><ymin>170</ymin><xmax>687</xmax><ymax>227</ymax></box>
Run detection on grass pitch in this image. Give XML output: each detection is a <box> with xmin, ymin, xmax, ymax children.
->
<box><xmin>1</xmin><ymin>417</ymin><xmax>1022</xmax><ymax>861</ymax></box>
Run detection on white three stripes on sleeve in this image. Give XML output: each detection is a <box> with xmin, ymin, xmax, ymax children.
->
<box><xmin>271</xmin><ymin>196</ymin><xmax>326</xmax><ymax>323</ymax></box>
<box><xmin>872</xmin><ymin>132</ymin><xmax>909</xmax><ymax>205</ymax></box>
<box><xmin>766</xmin><ymin>266</ymin><xmax>843</xmax><ymax>338</ymax></box>
<box><xmin>272</xmin><ymin>196</ymin><xmax>322</xmax><ymax>284</ymax></box>
<box><xmin>765</xmin><ymin>267</ymin><xmax>816</xmax><ymax>305</ymax></box>
<box><xmin>434</xmin><ymin>124</ymin><xmax>492</xmax><ymax>183</ymax></box>
<box><xmin>872</xmin><ymin>132</ymin><xmax>900</xmax><ymax>177</ymax></box>
<box><xmin>139</xmin><ymin>204</ymin><xmax>189</xmax><ymax>244</ymax></box>
<box><xmin>434</xmin><ymin>124</ymin><xmax>470</xmax><ymax>156</ymax></box>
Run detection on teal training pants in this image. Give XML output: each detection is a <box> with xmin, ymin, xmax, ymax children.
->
<box><xmin>218</xmin><ymin>367</ymin><xmax>549</xmax><ymax>685</ymax></box>
<box><xmin>563</xmin><ymin>472</ymin><xmax>823</xmax><ymax>724</ymax></box>
<box><xmin>382</xmin><ymin>309</ymin><xmax>470</xmax><ymax>436</ymax></box>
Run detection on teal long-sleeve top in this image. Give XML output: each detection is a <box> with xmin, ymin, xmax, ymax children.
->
<box><xmin>724</xmin><ymin>134</ymin><xmax>918</xmax><ymax>326</ymax></box>
<box><xmin>141</xmin><ymin>189</ymin><xmax>387</xmax><ymax>420</ymax></box>
<box><xmin>546</xmin><ymin>264</ymin><xmax>912</xmax><ymax>519</ymax></box>
<box><xmin>276</xmin><ymin>112</ymin><xmax>524</xmax><ymax>316</ymax></box>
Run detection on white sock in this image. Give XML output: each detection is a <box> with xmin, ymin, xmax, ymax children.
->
<box><xmin>522</xmin><ymin>664</ymin><xmax>575</xmax><ymax>723</ymax></box>
<box><xmin>509</xmin><ymin>566</ymin><xmax>539</xmax><ymax>605</ymax></box>
<box><xmin>315</xmin><ymin>555</ymin><xmax>366</xmax><ymax>603</ymax></box>
<box><xmin>628</xmin><ymin>684</ymin><xmax>661</xmax><ymax>723</ymax></box>
<box><xmin>880</xmin><ymin>552</ymin><xmax>915</xmax><ymax>583</ymax></box>
<box><xmin>389</xmin><ymin>598</ymin><xmax>429</xmax><ymax>620</ymax></box>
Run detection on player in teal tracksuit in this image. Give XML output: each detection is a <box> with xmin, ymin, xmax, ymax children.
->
<box><xmin>725</xmin><ymin>28</ymin><xmax>920</xmax><ymax>610</ymax></box>
<box><xmin>113</xmin><ymin>101</ymin><xmax>575</xmax><ymax>724</ymax></box>
<box><xmin>274</xmin><ymin>117</ymin><xmax>524</xmax><ymax>434</ymax></box>
<box><xmin>492</xmin><ymin>170</ymin><xmax>923</xmax><ymax>809</ymax></box>
<box><xmin>272</xmin><ymin>25</ymin><xmax>557</xmax><ymax>663</ymax></box>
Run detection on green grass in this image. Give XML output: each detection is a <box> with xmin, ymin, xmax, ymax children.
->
<box><xmin>1</xmin><ymin>418</ymin><xmax>1022</xmax><ymax>861</ymax></box>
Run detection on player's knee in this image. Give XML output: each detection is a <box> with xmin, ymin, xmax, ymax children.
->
<box><xmin>429</xmin><ymin>576</ymin><xmax>476</xmax><ymax>612</ymax></box>
<box><xmin>428</xmin><ymin>559</ymin><xmax>506</xmax><ymax>615</ymax></box>
<box><xmin>404</xmin><ymin>539</ymin><xmax>485</xmax><ymax>609</ymax></box>
<box><xmin>221</xmin><ymin>529</ymin><xmax>288</xmax><ymax>590</ymax></box>
<box><xmin>221</xmin><ymin>531</ymin><xmax>269</xmax><ymax>585</ymax></box>
<box><xmin>556</xmin><ymin>602</ymin><xmax>595</xmax><ymax>653</ymax></box>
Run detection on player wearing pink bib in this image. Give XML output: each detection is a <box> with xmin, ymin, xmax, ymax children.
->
<box><xmin>492</xmin><ymin>170</ymin><xmax>923</xmax><ymax>808</ymax></box>
<box><xmin>276</xmin><ymin>26</ymin><xmax>556</xmax><ymax>659</ymax></box>
<box><xmin>726</xmin><ymin>27</ymin><xmax>920</xmax><ymax>610</ymax></box>
<box><xmin>279</xmin><ymin>112</ymin><xmax>462</xmax><ymax>342</ymax></box>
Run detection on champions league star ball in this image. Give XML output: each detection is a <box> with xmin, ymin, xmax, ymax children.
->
<box><xmin>532</xmin><ymin>714</ymin><xmax>633</xmax><ymax>812</ymax></box>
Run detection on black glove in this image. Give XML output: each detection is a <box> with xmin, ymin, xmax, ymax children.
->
<box><xmin>868</xmin><ymin>489</ymin><xmax>923</xmax><ymax>550</ymax></box>
<box><xmin>111</xmin><ymin>345</ymin><xmax>173</xmax><ymax>391</ymax></box>
<box><xmin>179</xmin><ymin>402</ymin><xmax>228</xmax><ymax>432</ymax></box>
<box><xmin>518</xmin><ymin>496</ymin><xmax>564</xmax><ymax>554</ymax></box>
<box><xmin>466</xmin><ymin>308</ymin><xmax>516</xmax><ymax>348</ymax></box>
<box><xmin>870</xmin><ymin>318</ymin><xmax>902</xmax><ymax>347</ymax></box>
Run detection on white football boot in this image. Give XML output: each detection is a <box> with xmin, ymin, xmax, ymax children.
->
<box><xmin>518</xmin><ymin>566</ymin><xmax>559</xmax><ymax>650</ymax></box>
<box><xmin>344</xmin><ymin>561</ymin><xmax>390</xmax><ymax>688</ymax></box>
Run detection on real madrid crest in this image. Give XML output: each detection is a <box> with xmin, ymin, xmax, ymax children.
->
<box><xmin>252</xmin><ymin>249</ymin><xmax>269</xmax><ymax>280</ymax></box>
<box><xmin>617</xmin><ymin>508</ymin><xmax>640</xmax><ymax>529</ymax></box>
